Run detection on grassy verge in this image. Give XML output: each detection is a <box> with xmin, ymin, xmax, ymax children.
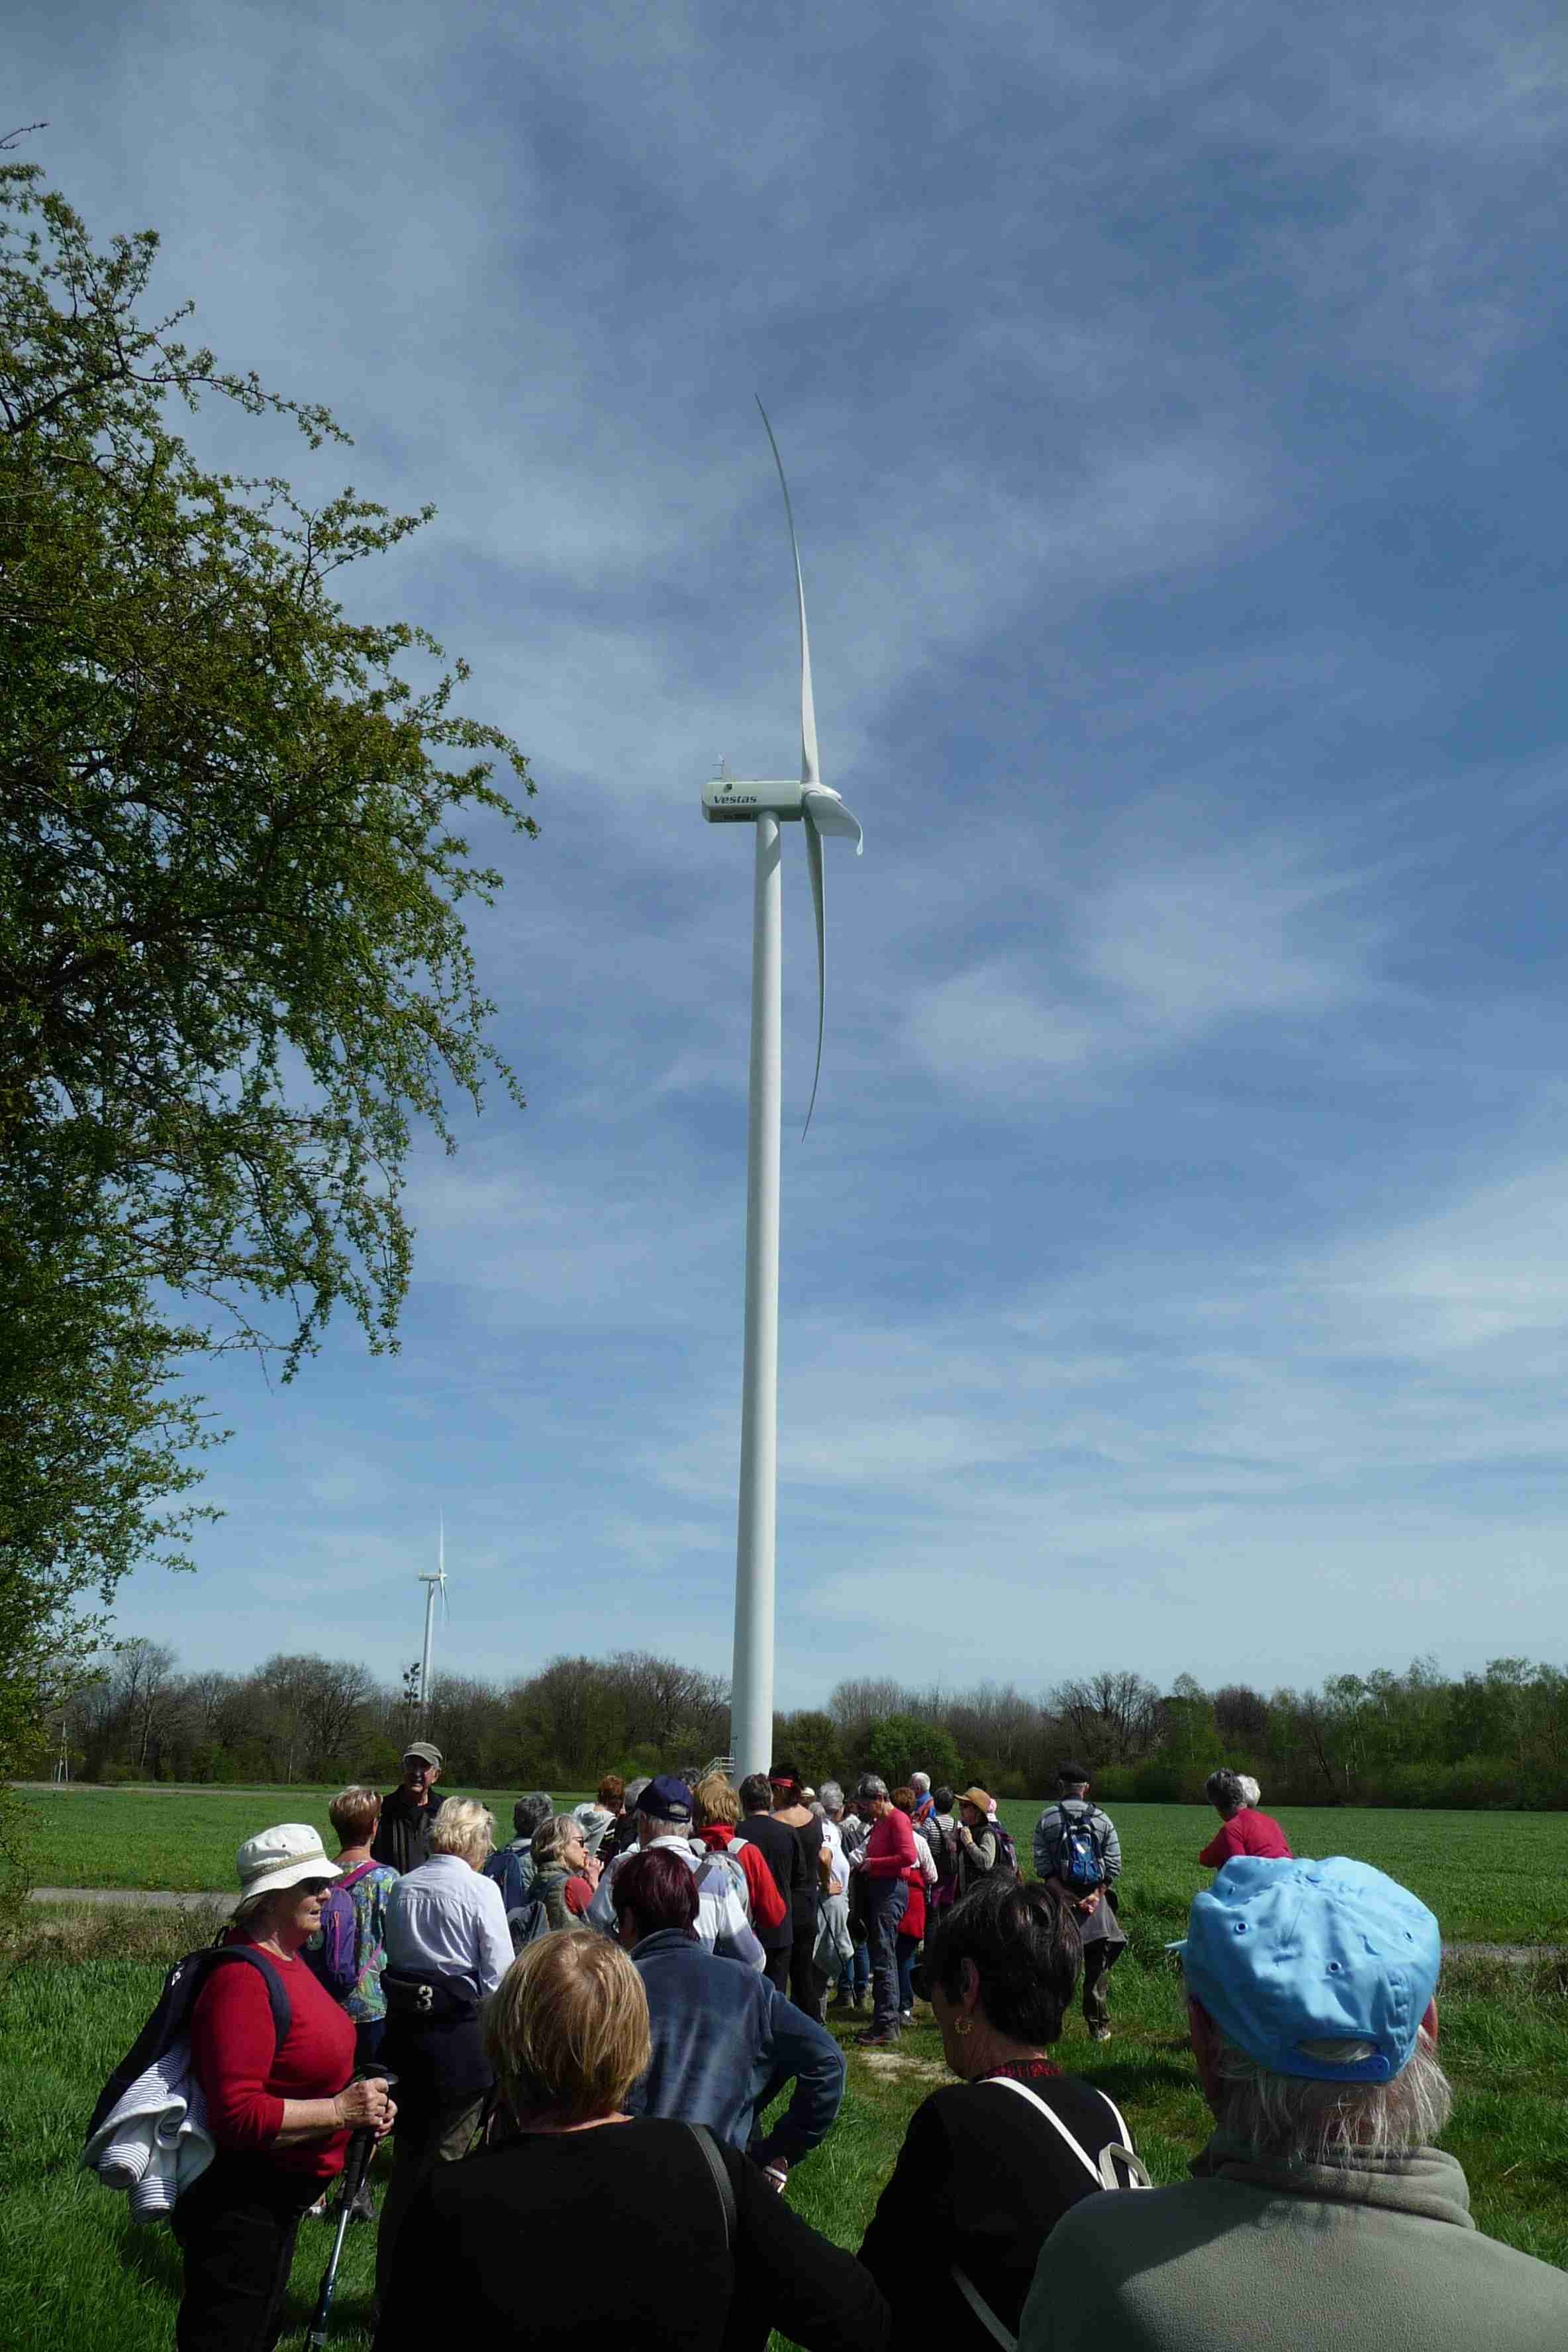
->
<box><xmin>3</xmin><ymin>1910</ymin><xmax>1561</xmax><ymax>2352</ymax></box>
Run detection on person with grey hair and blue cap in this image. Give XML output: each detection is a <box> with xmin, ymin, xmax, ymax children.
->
<box><xmin>1020</xmin><ymin>1855</ymin><xmax>1568</xmax><ymax>2352</ymax></box>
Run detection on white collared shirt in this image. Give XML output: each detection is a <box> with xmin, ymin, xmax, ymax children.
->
<box><xmin>383</xmin><ymin>1852</ymin><xmax>513</xmax><ymax>2001</ymax></box>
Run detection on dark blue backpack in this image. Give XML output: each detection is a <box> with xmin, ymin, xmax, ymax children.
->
<box><xmin>1050</xmin><ymin>1801</ymin><xmax>1104</xmax><ymax>1894</ymax></box>
<box><xmin>86</xmin><ymin>1937</ymin><xmax>291</xmax><ymax>2143</ymax></box>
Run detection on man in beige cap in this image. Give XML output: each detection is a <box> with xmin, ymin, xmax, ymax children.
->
<box><xmin>371</xmin><ymin>1742</ymin><xmax>446</xmax><ymax>1875</ymax></box>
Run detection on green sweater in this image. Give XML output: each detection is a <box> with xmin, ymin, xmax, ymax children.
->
<box><xmin>1019</xmin><ymin>2136</ymin><xmax>1568</xmax><ymax>2352</ymax></box>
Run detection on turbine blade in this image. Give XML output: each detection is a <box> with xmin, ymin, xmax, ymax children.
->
<box><xmin>803</xmin><ymin>810</ymin><xmax>826</xmax><ymax>1139</ymax></box>
<box><xmin>802</xmin><ymin>786</ymin><xmax>864</xmax><ymax>854</ymax></box>
<box><xmin>756</xmin><ymin>396</ymin><xmax>820</xmax><ymax>787</ymax></box>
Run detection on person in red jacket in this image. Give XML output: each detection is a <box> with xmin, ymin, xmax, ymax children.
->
<box><xmin>854</xmin><ymin>1773</ymin><xmax>918</xmax><ymax>2047</ymax></box>
<box><xmin>175</xmin><ymin>1822</ymin><xmax>395</xmax><ymax>2352</ymax></box>
<box><xmin>1198</xmin><ymin>1769</ymin><xmax>1293</xmax><ymax>1868</ymax></box>
<box><xmin>891</xmin><ymin>1787</ymin><xmax>936</xmax><ymax>2023</ymax></box>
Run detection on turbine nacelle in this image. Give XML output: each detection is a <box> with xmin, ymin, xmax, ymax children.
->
<box><xmin>701</xmin><ymin>777</ymin><xmax>807</xmax><ymax>824</ymax></box>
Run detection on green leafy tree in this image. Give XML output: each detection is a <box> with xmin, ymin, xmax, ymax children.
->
<box><xmin>0</xmin><ymin>144</ymin><xmax>536</xmax><ymax>1763</ymax></box>
<box><xmin>863</xmin><ymin>1713</ymin><xmax>961</xmax><ymax>1791</ymax></box>
<box><xmin>771</xmin><ymin>1708</ymin><xmax>844</xmax><ymax>1790</ymax></box>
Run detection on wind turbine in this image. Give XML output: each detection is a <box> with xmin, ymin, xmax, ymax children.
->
<box><xmin>416</xmin><ymin>1518</ymin><xmax>449</xmax><ymax>1728</ymax></box>
<box><xmin>701</xmin><ymin>400</ymin><xmax>865</xmax><ymax>1785</ymax></box>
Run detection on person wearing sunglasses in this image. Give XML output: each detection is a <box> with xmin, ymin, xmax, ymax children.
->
<box><xmin>175</xmin><ymin>1822</ymin><xmax>396</xmax><ymax>2352</ymax></box>
<box><xmin>858</xmin><ymin>1877</ymin><xmax>1143</xmax><ymax>2351</ymax></box>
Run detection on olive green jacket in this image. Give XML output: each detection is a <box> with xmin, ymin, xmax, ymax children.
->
<box><xmin>1019</xmin><ymin>2136</ymin><xmax>1568</xmax><ymax>2352</ymax></box>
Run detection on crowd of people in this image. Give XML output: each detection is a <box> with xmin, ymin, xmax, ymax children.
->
<box><xmin>154</xmin><ymin>1742</ymin><xmax>1567</xmax><ymax>2351</ymax></box>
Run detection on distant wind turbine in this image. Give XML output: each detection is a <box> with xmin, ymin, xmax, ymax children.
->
<box><xmin>701</xmin><ymin>399</ymin><xmax>865</xmax><ymax>1784</ymax></box>
<box><xmin>416</xmin><ymin>1518</ymin><xmax>449</xmax><ymax>1726</ymax></box>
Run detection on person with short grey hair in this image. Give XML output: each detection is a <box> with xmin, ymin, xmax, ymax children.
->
<box><xmin>1198</xmin><ymin>1769</ymin><xmax>1291</xmax><ymax>1869</ymax></box>
<box><xmin>1020</xmin><ymin>1857</ymin><xmax>1568</xmax><ymax>2352</ymax></box>
<box><xmin>483</xmin><ymin>1790</ymin><xmax>554</xmax><ymax>1915</ymax></box>
<box><xmin>852</xmin><ymin>1773</ymin><xmax>917</xmax><ymax>2045</ymax></box>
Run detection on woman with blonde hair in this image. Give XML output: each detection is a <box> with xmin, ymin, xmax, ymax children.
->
<box><xmin>530</xmin><ymin>1811</ymin><xmax>598</xmax><ymax>1927</ymax></box>
<box><xmin>373</xmin><ymin>1930</ymin><xmax>889</xmax><ymax>2352</ymax></box>
<box><xmin>376</xmin><ymin>1796</ymin><xmax>511</xmax><ymax>2302</ymax></box>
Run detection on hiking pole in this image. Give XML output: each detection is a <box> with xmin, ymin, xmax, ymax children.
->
<box><xmin>305</xmin><ymin>2069</ymin><xmax>397</xmax><ymax>2350</ymax></box>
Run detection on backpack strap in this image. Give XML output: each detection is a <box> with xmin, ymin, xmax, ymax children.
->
<box><xmin>206</xmin><ymin>1945</ymin><xmax>293</xmax><ymax>2050</ymax></box>
<box><xmin>694</xmin><ymin>1851</ymin><xmax>747</xmax><ymax>1906</ymax></box>
<box><xmin>335</xmin><ymin>1861</ymin><xmax>377</xmax><ymax>1895</ymax></box>
<box><xmin>980</xmin><ymin>2074</ymin><xmax>1144</xmax><ymax>2192</ymax></box>
<box><xmin>687</xmin><ymin>2123</ymin><xmax>737</xmax><ymax>2253</ymax></box>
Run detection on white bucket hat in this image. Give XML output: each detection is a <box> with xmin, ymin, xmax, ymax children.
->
<box><xmin>235</xmin><ymin>1823</ymin><xmax>340</xmax><ymax>1900</ymax></box>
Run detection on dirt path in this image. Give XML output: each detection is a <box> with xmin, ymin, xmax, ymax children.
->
<box><xmin>30</xmin><ymin>1887</ymin><xmax>236</xmax><ymax>1909</ymax></box>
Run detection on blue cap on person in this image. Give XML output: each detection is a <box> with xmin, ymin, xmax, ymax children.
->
<box><xmin>1179</xmin><ymin>1855</ymin><xmax>1441</xmax><ymax>2086</ymax></box>
<box><xmin>636</xmin><ymin>1774</ymin><xmax>694</xmax><ymax>1824</ymax></box>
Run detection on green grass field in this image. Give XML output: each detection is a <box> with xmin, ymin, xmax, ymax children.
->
<box><xmin>3</xmin><ymin>1788</ymin><xmax>1565</xmax><ymax>2349</ymax></box>
<box><xmin>17</xmin><ymin>1786</ymin><xmax>1568</xmax><ymax>1949</ymax></box>
<box><xmin>1</xmin><ymin>1908</ymin><xmax>1563</xmax><ymax>2352</ymax></box>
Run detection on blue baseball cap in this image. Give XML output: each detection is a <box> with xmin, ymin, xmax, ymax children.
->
<box><xmin>1177</xmin><ymin>1856</ymin><xmax>1441</xmax><ymax>2084</ymax></box>
<box><xmin>636</xmin><ymin>1773</ymin><xmax>694</xmax><ymax>1824</ymax></box>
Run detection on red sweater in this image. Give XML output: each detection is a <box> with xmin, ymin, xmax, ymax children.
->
<box><xmin>861</xmin><ymin>1808</ymin><xmax>918</xmax><ymax>1879</ymax></box>
<box><xmin>1198</xmin><ymin>1810</ymin><xmax>1293</xmax><ymax>1868</ymax></box>
<box><xmin>189</xmin><ymin>1943</ymin><xmax>357</xmax><ymax>2180</ymax></box>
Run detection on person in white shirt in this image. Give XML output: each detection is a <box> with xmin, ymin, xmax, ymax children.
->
<box><xmin>587</xmin><ymin>1775</ymin><xmax>765</xmax><ymax>1969</ymax></box>
<box><xmin>377</xmin><ymin>1797</ymin><xmax>511</xmax><ymax>2302</ymax></box>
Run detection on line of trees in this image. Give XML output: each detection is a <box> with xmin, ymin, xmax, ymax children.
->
<box><xmin>51</xmin><ymin>1645</ymin><xmax>1568</xmax><ymax>1810</ymax></box>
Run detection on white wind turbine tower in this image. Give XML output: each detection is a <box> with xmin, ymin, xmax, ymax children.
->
<box><xmin>416</xmin><ymin>1518</ymin><xmax>449</xmax><ymax>1729</ymax></box>
<box><xmin>701</xmin><ymin>400</ymin><xmax>865</xmax><ymax>1784</ymax></box>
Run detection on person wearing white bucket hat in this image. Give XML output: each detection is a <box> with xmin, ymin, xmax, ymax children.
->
<box><xmin>172</xmin><ymin>1823</ymin><xmax>395</xmax><ymax>2352</ymax></box>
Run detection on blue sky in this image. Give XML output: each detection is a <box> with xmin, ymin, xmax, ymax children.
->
<box><xmin>16</xmin><ymin>0</ymin><xmax>1568</xmax><ymax>1702</ymax></box>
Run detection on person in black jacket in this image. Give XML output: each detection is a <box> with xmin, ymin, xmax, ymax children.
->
<box><xmin>374</xmin><ymin>1927</ymin><xmax>887</xmax><ymax>2352</ymax></box>
<box><xmin>370</xmin><ymin>1743</ymin><xmax>447</xmax><ymax>1873</ymax></box>
<box><xmin>734</xmin><ymin>1770</ymin><xmax>803</xmax><ymax>1992</ymax></box>
<box><xmin>858</xmin><ymin>1878</ymin><xmax>1144</xmax><ymax>2352</ymax></box>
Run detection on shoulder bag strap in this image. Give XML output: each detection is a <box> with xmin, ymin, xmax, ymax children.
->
<box><xmin>687</xmin><ymin>2123</ymin><xmax>737</xmax><ymax>2253</ymax></box>
<box><xmin>979</xmin><ymin>2075</ymin><xmax>1108</xmax><ymax>2190</ymax></box>
<box><xmin>950</xmin><ymin>2264</ymin><xmax>1018</xmax><ymax>2352</ymax></box>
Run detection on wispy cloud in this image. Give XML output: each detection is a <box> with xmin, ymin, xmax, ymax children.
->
<box><xmin>19</xmin><ymin>0</ymin><xmax>1568</xmax><ymax>1698</ymax></box>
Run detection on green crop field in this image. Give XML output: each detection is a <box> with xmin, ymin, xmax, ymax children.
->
<box><xmin>16</xmin><ymin>1786</ymin><xmax>1568</xmax><ymax>1950</ymax></box>
<box><xmin>1</xmin><ymin>1906</ymin><xmax>1563</xmax><ymax>2352</ymax></box>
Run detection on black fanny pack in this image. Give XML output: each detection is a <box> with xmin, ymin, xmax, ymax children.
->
<box><xmin>381</xmin><ymin>1968</ymin><xmax>479</xmax><ymax>2023</ymax></box>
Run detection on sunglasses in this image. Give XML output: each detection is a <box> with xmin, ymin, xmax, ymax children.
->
<box><xmin>297</xmin><ymin>1877</ymin><xmax>332</xmax><ymax>1896</ymax></box>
